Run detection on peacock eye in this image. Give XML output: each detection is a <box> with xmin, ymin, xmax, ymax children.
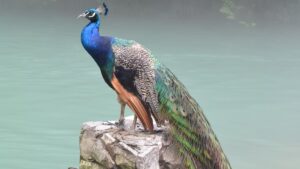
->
<box><xmin>88</xmin><ymin>12</ymin><xmax>96</xmax><ymax>18</ymax></box>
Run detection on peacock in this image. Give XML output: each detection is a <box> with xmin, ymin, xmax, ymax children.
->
<box><xmin>78</xmin><ymin>2</ymin><xmax>231</xmax><ymax>169</ymax></box>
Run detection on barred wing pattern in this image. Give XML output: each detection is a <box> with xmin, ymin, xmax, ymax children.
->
<box><xmin>112</xmin><ymin>38</ymin><xmax>161</xmax><ymax>123</ymax></box>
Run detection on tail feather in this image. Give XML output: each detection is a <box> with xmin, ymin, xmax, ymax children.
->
<box><xmin>155</xmin><ymin>64</ymin><xmax>231</xmax><ymax>169</ymax></box>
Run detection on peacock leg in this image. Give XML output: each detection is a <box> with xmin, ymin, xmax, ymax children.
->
<box><xmin>119</xmin><ymin>103</ymin><xmax>126</xmax><ymax>127</ymax></box>
<box><xmin>117</xmin><ymin>96</ymin><xmax>126</xmax><ymax>128</ymax></box>
<box><xmin>130</xmin><ymin>115</ymin><xmax>137</xmax><ymax>130</ymax></box>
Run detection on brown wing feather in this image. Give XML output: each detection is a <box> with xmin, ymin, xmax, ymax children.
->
<box><xmin>111</xmin><ymin>74</ymin><xmax>154</xmax><ymax>131</ymax></box>
<box><xmin>112</xmin><ymin>40</ymin><xmax>161</xmax><ymax>125</ymax></box>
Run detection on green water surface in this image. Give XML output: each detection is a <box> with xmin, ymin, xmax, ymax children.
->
<box><xmin>0</xmin><ymin>14</ymin><xmax>299</xmax><ymax>169</ymax></box>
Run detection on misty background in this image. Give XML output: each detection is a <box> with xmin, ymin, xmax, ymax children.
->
<box><xmin>1</xmin><ymin>0</ymin><xmax>300</xmax><ymax>25</ymax></box>
<box><xmin>0</xmin><ymin>0</ymin><xmax>299</xmax><ymax>169</ymax></box>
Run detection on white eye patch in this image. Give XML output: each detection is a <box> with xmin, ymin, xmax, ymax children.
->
<box><xmin>88</xmin><ymin>12</ymin><xmax>96</xmax><ymax>18</ymax></box>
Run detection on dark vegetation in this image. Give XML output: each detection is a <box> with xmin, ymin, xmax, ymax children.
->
<box><xmin>1</xmin><ymin>0</ymin><xmax>299</xmax><ymax>27</ymax></box>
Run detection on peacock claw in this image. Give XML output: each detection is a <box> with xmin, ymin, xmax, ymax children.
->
<box><xmin>117</xmin><ymin>119</ymin><xmax>125</xmax><ymax>128</ymax></box>
<box><xmin>129</xmin><ymin>124</ymin><xmax>136</xmax><ymax>131</ymax></box>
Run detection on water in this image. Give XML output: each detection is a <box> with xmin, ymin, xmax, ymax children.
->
<box><xmin>1</xmin><ymin>10</ymin><xmax>300</xmax><ymax>169</ymax></box>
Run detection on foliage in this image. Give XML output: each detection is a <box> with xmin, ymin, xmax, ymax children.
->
<box><xmin>220</xmin><ymin>0</ymin><xmax>257</xmax><ymax>27</ymax></box>
<box><xmin>220</xmin><ymin>0</ymin><xmax>235</xmax><ymax>20</ymax></box>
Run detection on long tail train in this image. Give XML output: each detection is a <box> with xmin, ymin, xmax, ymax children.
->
<box><xmin>155</xmin><ymin>64</ymin><xmax>231</xmax><ymax>169</ymax></box>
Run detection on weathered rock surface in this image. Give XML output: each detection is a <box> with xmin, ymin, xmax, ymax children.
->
<box><xmin>79</xmin><ymin>116</ymin><xmax>183</xmax><ymax>169</ymax></box>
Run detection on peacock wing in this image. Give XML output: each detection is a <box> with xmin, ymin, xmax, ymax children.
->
<box><xmin>111</xmin><ymin>38</ymin><xmax>161</xmax><ymax>130</ymax></box>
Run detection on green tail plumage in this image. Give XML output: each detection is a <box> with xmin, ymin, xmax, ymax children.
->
<box><xmin>155</xmin><ymin>64</ymin><xmax>231</xmax><ymax>169</ymax></box>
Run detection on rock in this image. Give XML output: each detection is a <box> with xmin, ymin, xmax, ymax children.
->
<box><xmin>136</xmin><ymin>146</ymin><xmax>159</xmax><ymax>169</ymax></box>
<box><xmin>79</xmin><ymin>116</ymin><xmax>183</xmax><ymax>169</ymax></box>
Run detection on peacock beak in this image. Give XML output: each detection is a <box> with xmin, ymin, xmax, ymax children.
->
<box><xmin>77</xmin><ymin>12</ymin><xmax>87</xmax><ymax>19</ymax></box>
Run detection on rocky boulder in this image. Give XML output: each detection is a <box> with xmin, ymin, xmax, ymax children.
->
<box><xmin>79</xmin><ymin>116</ymin><xmax>183</xmax><ymax>169</ymax></box>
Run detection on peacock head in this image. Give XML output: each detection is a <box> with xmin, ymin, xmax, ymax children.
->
<box><xmin>78</xmin><ymin>2</ymin><xmax>109</xmax><ymax>23</ymax></box>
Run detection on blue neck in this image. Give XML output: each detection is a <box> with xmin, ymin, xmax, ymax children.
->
<box><xmin>81</xmin><ymin>21</ymin><xmax>115</xmax><ymax>84</ymax></box>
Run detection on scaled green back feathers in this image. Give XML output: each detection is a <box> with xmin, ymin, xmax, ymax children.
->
<box><xmin>155</xmin><ymin>64</ymin><xmax>232</xmax><ymax>169</ymax></box>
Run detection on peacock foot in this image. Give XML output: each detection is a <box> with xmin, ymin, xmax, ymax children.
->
<box><xmin>117</xmin><ymin>118</ymin><xmax>125</xmax><ymax>129</ymax></box>
<box><xmin>130</xmin><ymin>123</ymin><xmax>136</xmax><ymax>131</ymax></box>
